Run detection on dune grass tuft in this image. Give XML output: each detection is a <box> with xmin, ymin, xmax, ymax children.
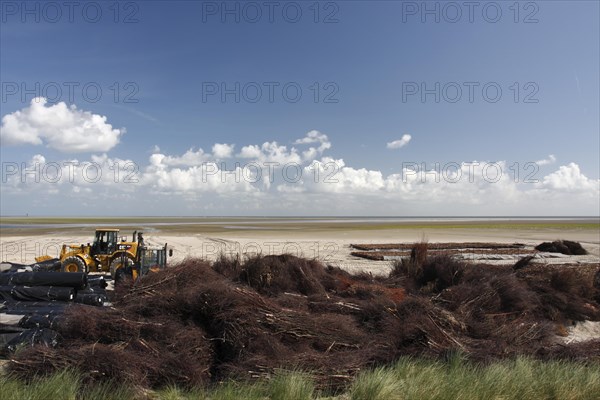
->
<box><xmin>2</xmin><ymin>357</ymin><xmax>599</xmax><ymax>400</ymax></box>
<box><xmin>269</xmin><ymin>370</ymin><xmax>315</xmax><ymax>400</ymax></box>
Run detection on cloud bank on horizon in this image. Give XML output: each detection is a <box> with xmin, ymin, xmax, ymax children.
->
<box><xmin>1</xmin><ymin>99</ymin><xmax>598</xmax><ymax>216</ymax></box>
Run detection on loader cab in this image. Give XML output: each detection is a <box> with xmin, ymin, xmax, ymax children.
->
<box><xmin>138</xmin><ymin>245</ymin><xmax>171</xmax><ymax>276</ymax></box>
<box><xmin>91</xmin><ymin>229</ymin><xmax>119</xmax><ymax>255</ymax></box>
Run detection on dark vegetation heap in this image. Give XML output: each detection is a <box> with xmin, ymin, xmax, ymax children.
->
<box><xmin>7</xmin><ymin>246</ymin><xmax>600</xmax><ymax>391</ymax></box>
<box><xmin>535</xmin><ymin>240</ymin><xmax>588</xmax><ymax>255</ymax></box>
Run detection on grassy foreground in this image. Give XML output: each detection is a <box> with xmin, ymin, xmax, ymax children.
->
<box><xmin>2</xmin><ymin>357</ymin><xmax>599</xmax><ymax>400</ymax></box>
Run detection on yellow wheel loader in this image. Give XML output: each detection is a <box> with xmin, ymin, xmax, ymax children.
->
<box><xmin>54</xmin><ymin>229</ymin><xmax>171</xmax><ymax>282</ymax></box>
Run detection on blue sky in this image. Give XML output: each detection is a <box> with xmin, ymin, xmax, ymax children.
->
<box><xmin>1</xmin><ymin>1</ymin><xmax>599</xmax><ymax>216</ymax></box>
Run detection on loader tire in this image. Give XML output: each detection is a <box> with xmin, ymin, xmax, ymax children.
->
<box><xmin>61</xmin><ymin>256</ymin><xmax>87</xmax><ymax>273</ymax></box>
<box><xmin>114</xmin><ymin>267</ymin><xmax>133</xmax><ymax>285</ymax></box>
<box><xmin>111</xmin><ymin>256</ymin><xmax>134</xmax><ymax>284</ymax></box>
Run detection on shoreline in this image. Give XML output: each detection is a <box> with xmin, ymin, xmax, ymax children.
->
<box><xmin>0</xmin><ymin>217</ymin><xmax>598</xmax><ymax>236</ymax></box>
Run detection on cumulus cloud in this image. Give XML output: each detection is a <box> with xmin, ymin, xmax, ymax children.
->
<box><xmin>294</xmin><ymin>158</ymin><xmax>598</xmax><ymax>213</ymax></box>
<box><xmin>535</xmin><ymin>154</ymin><xmax>556</xmax><ymax>166</ymax></box>
<box><xmin>237</xmin><ymin>141</ymin><xmax>302</xmax><ymax>164</ymax></box>
<box><xmin>148</xmin><ymin>131</ymin><xmax>330</xmax><ymax>177</ymax></box>
<box><xmin>537</xmin><ymin>163</ymin><xmax>599</xmax><ymax>191</ymax></box>
<box><xmin>295</xmin><ymin>130</ymin><xmax>331</xmax><ymax>161</ymax></box>
<box><xmin>237</xmin><ymin>144</ymin><xmax>263</xmax><ymax>159</ymax></box>
<box><xmin>293</xmin><ymin>130</ymin><xmax>326</xmax><ymax>145</ymax></box>
<box><xmin>387</xmin><ymin>134</ymin><xmax>412</xmax><ymax>149</ymax></box>
<box><xmin>1</xmin><ymin>152</ymin><xmax>140</xmax><ymax>197</ymax></box>
<box><xmin>308</xmin><ymin>158</ymin><xmax>385</xmax><ymax>193</ymax></box>
<box><xmin>0</xmin><ymin>97</ymin><xmax>123</xmax><ymax>153</ymax></box>
<box><xmin>212</xmin><ymin>143</ymin><xmax>234</xmax><ymax>158</ymax></box>
<box><xmin>2</xmin><ymin>128</ymin><xmax>599</xmax><ymax>215</ymax></box>
<box><xmin>294</xmin><ymin>130</ymin><xmax>331</xmax><ymax>151</ymax></box>
<box><xmin>144</xmin><ymin>163</ymin><xmax>256</xmax><ymax>194</ymax></box>
<box><xmin>151</xmin><ymin>148</ymin><xmax>209</xmax><ymax>167</ymax></box>
<box><xmin>235</xmin><ymin>131</ymin><xmax>331</xmax><ymax>165</ymax></box>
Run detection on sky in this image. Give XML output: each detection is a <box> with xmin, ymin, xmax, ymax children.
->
<box><xmin>0</xmin><ymin>0</ymin><xmax>599</xmax><ymax>216</ymax></box>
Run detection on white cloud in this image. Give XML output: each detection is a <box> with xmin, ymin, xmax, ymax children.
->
<box><xmin>212</xmin><ymin>143</ymin><xmax>235</xmax><ymax>158</ymax></box>
<box><xmin>537</xmin><ymin>162</ymin><xmax>599</xmax><ymax>191</ymax></box>
<box><xmin>152</xmin><ymin>131</ymin><xmax>327</xmax><ymax>174</ymax></box>
<box><xmin>2</xmin><ymin>128</ymin><xmax>598</xmax><ymax>216</ymax></box>
<box><xmin>302</xmin><ymin>158</ymin><xmax>385</xmax><ymax>194</ymax></box>
<box><xmin>295</xmin><ymin>130</ymin><xmax>331</xmax><ymax>161</ymax></box>
<box><xmin>153</xmin><ymin>148</ymin><xmax>209</xmax><ymax>167</ymax></box>
<box><xmin>294</xmin><ymin>130</ymin><xmax>331</xmax><ymax>151</ymax></box>
<box><xmin>237</xmin><ymin>144</ymin><xmax>263</xmax><ymax>159</ymax></box>
<box><xmin>387</xmin><ymin>134</ymin><xmax>412</xmax><ymax>149</ymax></box>
<box><xmin>30</xmin><ymin>154</ymin><xmax>46</xmax><ymax>165</ymax></box>
<box><xmin>143</xmin><ymin>162</ymin><xmax>256</xmax><ymax>194</ymax></box>
<box><xmin>277</xmin><ymin>185</ymin><xmax>305</xmax><ymax>193</ymax></box>
<box><xmin>536</xmin><ymin>154</ymin><xmax>556</xmax><ymax>166</ymax></box>
<box><xmin>0</xmin><ymin>97</ymin><xmax>123</xmax><ymax>153</ymax></box>
<box><xmin>293</xmin><ymin>130</ymin><xmax>326</xmax><ymax>145</ymax></box>
<box><xmin>234</xmin><ymin>131</ymin><xmax>331</xmax><ymax>164</ymax></box>
<box><xmin>296</xmin><ymin>159</ymin><xmax>598</xmax><ymax>214</ymax></box>
<box><xmin>1</xmin><ymin>152</ymin><xmax>139</xmax><ymax>195</ymax></box>
<box><xmin>237</xmin><ymin>141</ymin><xmax>302</xmax><ymax>164</ymax></box>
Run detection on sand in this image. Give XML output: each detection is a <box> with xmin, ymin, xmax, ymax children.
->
<box><xmin>1</xmin><ymin>223</ymin><xmax>598</xmax><ymax>275</ymax></box>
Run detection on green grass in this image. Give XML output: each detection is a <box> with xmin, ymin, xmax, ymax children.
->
<box><xmin>269</xmin><ymin>370</ymin><xmax>315</xmax><ymax>400</ymax></box>
<box><xmin>350</xmin><ymin>366</ymin><xmax>403</xmax><ymax>400</ymax></box>
<box><xmin>0</xmin><ymin>369</ymin><xmax>134</xmax><ymax>400</ymax></box>
<box><xmin>2</xmin><ymin>357</ymin><xmax>599</xmax><ymax>399</ymax></box>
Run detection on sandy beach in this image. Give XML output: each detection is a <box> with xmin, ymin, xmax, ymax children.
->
<box><xmin>2</xmin><ymin>218</ymin><xmax>598</xmax><ymax>274</ymax></box>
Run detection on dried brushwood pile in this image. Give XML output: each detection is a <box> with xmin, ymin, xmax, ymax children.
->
<box><xmin>535</xmin><ymin>240</ymin><xmax>588</xmax><ymax>255</ymax></box>
<box><xmin>7</xmin><ymin>249</ymin><xmax>600</xmax><ymax>391</ymax></box>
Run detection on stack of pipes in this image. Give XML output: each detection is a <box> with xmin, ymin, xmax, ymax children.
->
<box><xmin>0</xmin><ymin>262</ymin><xmax>109</xmax><ymax>354</ymax></box>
